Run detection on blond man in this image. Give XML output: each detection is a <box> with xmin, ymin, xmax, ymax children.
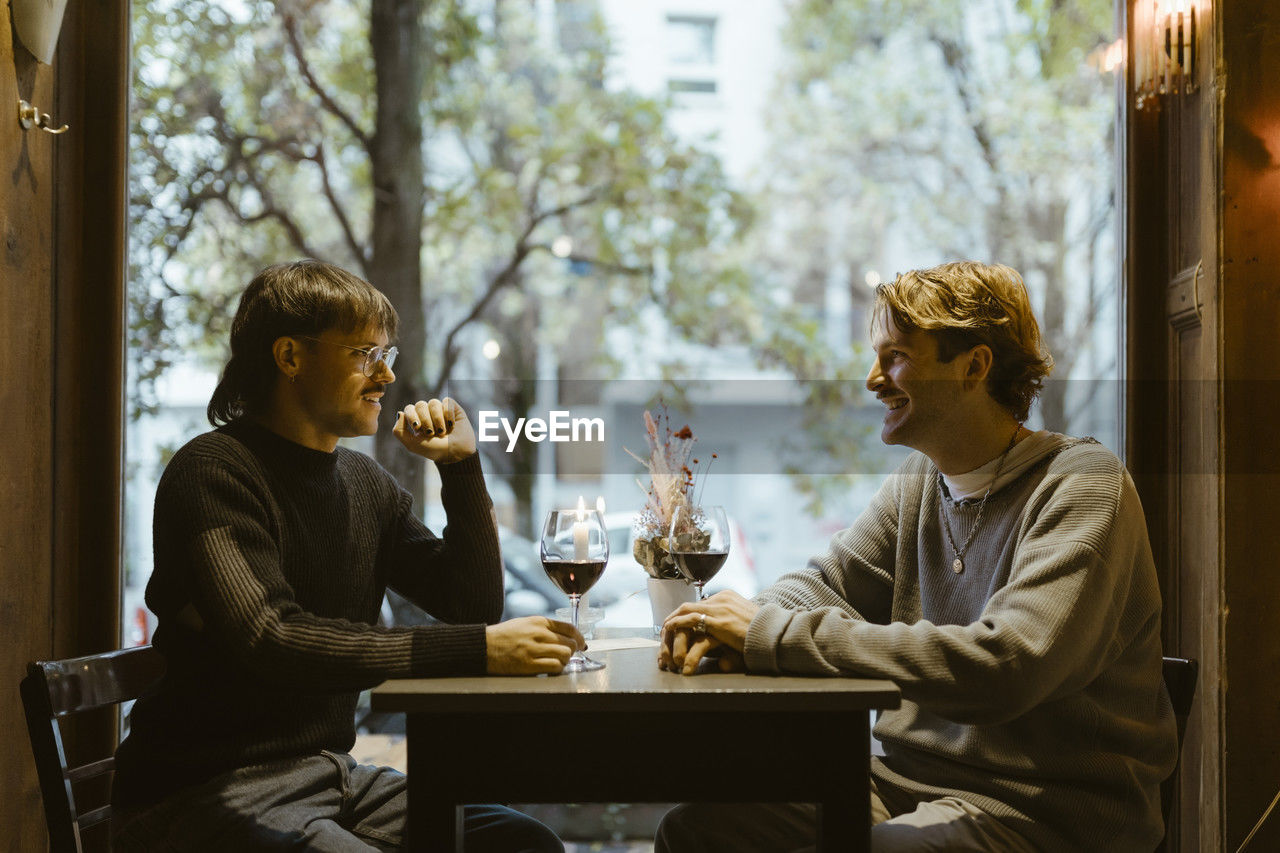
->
<box><xmin>657</xmin><ymin>261</ymin><xmax>1178</xmax><ymax>852</ymax></box>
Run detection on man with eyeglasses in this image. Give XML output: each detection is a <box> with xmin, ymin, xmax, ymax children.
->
<box><xmin>111</xmin><ymin>259</ymin><xmax>575</xmax><ymax>852</ymax></box>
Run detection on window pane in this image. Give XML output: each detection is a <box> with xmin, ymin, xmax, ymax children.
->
<box><xmin>668</xmin><ymin>78</ymin><xmax>716</xmax><ymax>94</ymax></box>
<box><xmin>666</xmin><ymin>15</ymin><xmax>717</xmax><ymax>65</ymax></box>
<box><xmin>127</xmin><ymin>0</ymin><xmax>1121</xmax><ymax>625</ymax></box>
<box><xmin>125</xmin><ymin>2</ymin><xmax>1121</xmax><ymax>837</ymax></box>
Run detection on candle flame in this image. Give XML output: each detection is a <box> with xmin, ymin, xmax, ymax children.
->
<box><xmin>576</xmin><ymin>495</ymin><xmax>586</xmax><ymax>521</ymax></box>
<box><xmin>596</xmin><ymin>496</ymin><xmax>606</xmax><ymax>516</ymax></box>
<box><xmin>1106</xmin><ymin>40</ymin><xmax>1124</xmax><ymax>73</ymax></box>
<box><xmin>1091</xmin><ymin>38</ymin><xmax>1125</xmax><ymax>73</ymax></box>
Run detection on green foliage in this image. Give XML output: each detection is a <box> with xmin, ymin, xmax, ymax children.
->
<box><xmin>129</xmin><ymin>0</ymin><xmax>368</xmax><ymax>413</ymax></box>
<box><xmin>127</xmin><ymin>0</ymin><xmax>1120</xmax><ymax>523</ymax></box>
<box><xmin>758</xmin><ymin>0</ymin><xmax>1119</xmax><ymax>448</ymax></box>
<box><xmin>770</xmin><ymin>0</ymin><xmax>1115</xmax><ymax>260</ymax></box>
<box><xmin>128</xmin><ymin>0</ymin><xmax>761</xmax><ymax>425</ymax></box>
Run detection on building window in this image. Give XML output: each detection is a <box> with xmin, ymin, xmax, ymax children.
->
<box><xmin>668</xmin><ymin>79</ymin><xmax>717</xmax><ymax>95</ymax></box>
<box><xmin>666</xmin><ymin>14</ymin><xmax>716</xmax><ymax>65</ymax></box>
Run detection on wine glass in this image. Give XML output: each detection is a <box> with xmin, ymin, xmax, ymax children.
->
<box><xmin>668</xmin><ymin>505</ymin><xmax>730</xmax><ymax>601</ymax></box>
<box><xmin>540</xmin><ymin>501</ymin><xmax>609</xmax><ymax>672</ymax></box>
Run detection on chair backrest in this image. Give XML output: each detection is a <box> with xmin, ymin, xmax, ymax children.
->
<box><xmin>1158</xmin><ymin>656</ymin><xmax>1199</xmax><ymax>853</ymax></box>
<box><xmin>21</xmin><ymin>645</ymin><xmax>165</xmax><ymax>853</ymax></box>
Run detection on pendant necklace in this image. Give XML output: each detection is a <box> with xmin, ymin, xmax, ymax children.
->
<box><xmin>939</xmin><ymin>427</ymin><xmax>1021</xmax><ymax>575</ymax></box>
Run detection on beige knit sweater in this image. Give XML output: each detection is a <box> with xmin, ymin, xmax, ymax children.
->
<box><xmin>745</xmin><ymin>437</ymin><xmax>1177</xmax><ymax>852</ymax></box>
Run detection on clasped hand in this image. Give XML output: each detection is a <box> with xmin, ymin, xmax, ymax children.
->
<box><xmin>393</xmin><ymin>397</ymin><xmax>476</xmax><ymax>463</ymax></box>
<box><xmin>658</xmin><ymin>590</ymin><xmax>760</xmax><ymax>676</ymax></box>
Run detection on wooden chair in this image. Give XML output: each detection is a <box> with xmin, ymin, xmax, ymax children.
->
<box><xmin>1158</xmin><ymin>656</ymin><xmax>1199</xmax><ymax>853</ymax></box>
<box><xmin>21</xmin><ymin>645</ymin><xmax>165</xmax><ymax>852</ymax></box>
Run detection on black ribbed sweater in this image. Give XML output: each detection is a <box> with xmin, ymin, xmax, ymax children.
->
<box><xmin>113</xmin><ymin>420</ymin><xmax>502</xmax><ymax>809</ymax></box>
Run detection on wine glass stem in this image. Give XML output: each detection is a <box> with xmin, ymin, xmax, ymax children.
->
<box><xmin>695</xmin><ymin>581</ymin><xmax>706</xmax><ymax>601</ymax></box>
<box><xmin>569</xmin><ymin>594</ymin><xmax>581</xmax><ymax>644</ymax></box>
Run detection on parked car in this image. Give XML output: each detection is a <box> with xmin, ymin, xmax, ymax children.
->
<box><xmin>377</xmin><ymin>527</ymin><xmax>554</xmax><ymax>625</ymax></box>
<box><xmin>593</xmin><ymin>511</ymin><xmax>758</xmax><ymax>629</ymax></box>
<box><xmin>498</xmin><ymin>528</ymin><xmax>570</xmax><ymax>619</ymax></box>
<box><xmin>382</xmin><ymin>526</ymin><xmax>630</xmax><ymax>626</ymax></box>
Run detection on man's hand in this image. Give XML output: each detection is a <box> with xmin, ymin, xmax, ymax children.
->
<box><xmin>486</xmin><ymin>616</ymin><xmax>585</xmax><ymax>675</ymax></box>
<box><xmin>659</xmin><ymin>590</ymin><xmax>759</xmax><ymax>675</ymax></box>
<box><xmin>659</xmin><ymin>628</ymin><xmax>746</xmax><ymax>675</ymax></box>
<box><xmin>393</xmin><ymin>397</ymin><xmax>476</xmax><ymax>463</ymax></box>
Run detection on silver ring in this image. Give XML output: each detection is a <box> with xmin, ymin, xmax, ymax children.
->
<box><xmin>698</xmin><ymin>613</ymin><xmax>708</xmax><ymax>634</ymax></box>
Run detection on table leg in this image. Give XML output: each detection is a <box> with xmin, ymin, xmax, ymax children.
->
<box><xmin>404</xmin><ymin>717</ymin><xmax>463</xmax><ymax>852</ymax></box>
<box><xmin>816</xmin><ymin>712</ymin><xmax>872</xmax><ymax>852</ymax></box>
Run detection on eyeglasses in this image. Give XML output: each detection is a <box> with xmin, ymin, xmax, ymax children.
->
<box><xmin>297</xmin><ymin>336</ymin><xmax>399</xmax><ymax>378</ymax></box>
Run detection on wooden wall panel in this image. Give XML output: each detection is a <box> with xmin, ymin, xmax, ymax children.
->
<box><xmin>1169</xmin><ymin>315</ymin><xmax>1221</xmax><ymax>852</ymax></box>
<box><xmin>1</xmin><ymin>2</ymin><xmax>128</xmax><ymax>847</ymax></box>
<box><xmin>51</xmin><ymin>0</ymin><xmax>127</xmax><ymax>661</ymax></box>
<box><xmin>1220</xmin><ymin>0</ymin><xmax>1280</xmax><ymax>847</ymax></box>
<box><xmin>1126</xmin><ymin>7</ymin><xmax>1208</xmax><ymax>853</ymax></box>
<box><xmin>2</xmin><ymin>10</ymin><xmax>58</xmax><ymax>849</ymax></box>
<box><xmin>1129</xmin><ymin>0</ymin><xmax>1280</xmax><ymax>849</ymax></box>
<box><xmin>1127</xmin><ymin>1</ymin><xmax>1222</xmax><ymax>850</ymax></box>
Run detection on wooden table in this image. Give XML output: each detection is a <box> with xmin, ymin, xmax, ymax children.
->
<box><xmin>371</xmin><ymin>638</ymin><xmax>900</xmax><ymax>851</ymax></box>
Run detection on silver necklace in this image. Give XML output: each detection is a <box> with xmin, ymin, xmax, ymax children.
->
<box><xmin>939</xmin><ymin>428</ymin><xmax>1021</xmax><ymax>575</ymax></box>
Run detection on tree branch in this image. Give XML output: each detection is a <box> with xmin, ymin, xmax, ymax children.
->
<box><xmin>429</xmin><ymin>239</ymin><xmax>533</xmax><ymax>396</ymax></box>
<box><xmin>530</xmin><ymin>190</ymin><xmax>602</xmax><ymax>226</ymax></box>
<box><xmin>931</xmin><ymin>35</ymin><xmax>1000</xmax><ymax>178</ymax></box>
<box><xmin>430</xmin><ymin>194</ymin><xmax>560</xmax><ymax>394</ymax></box>
<box><xmin>310</xmin><ymin>142</ymin><xmax>371</xmax><ymax>274</ymax></box>
<box><xmin>229</xmin><ymin>147</ymin><xmax>324</xmax><ymax>260</ymax></box>
<box><xmin>427</xmin><ymin>178</ymin><xmax>618</xmax><ymax>392</ymax></box>
<box><xmin>211</xmin><ymin>119</ymin><xmax>368</xmax><ymax>272</ymax></box>
<box><xmin>240</xmin><ymin>196</ymin><xmax>324</xmax><ymax>260</ymax></box>
<box><xmin>282</xmin><ymin>13</ymin><xmax>373</xmax><ymax>152</ymax></box>
<box><xmin>527</xmin><ymin>245</ymin><xmax>652</xmax><ymax>277</ymax></box>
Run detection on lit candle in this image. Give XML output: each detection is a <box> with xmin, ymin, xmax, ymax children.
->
<box><xmin>573</xmin><ymin>496</ymin><xmax>588</xmax><ymax>560</ymax></box>
<box><xmin>1163</xmin><ymin>4</ymin><xmax>1172</xmax><ymax>93</ymax></box>
<box><xmin>1175</xmin><ymin>0</ymin><xmax>1185</xmax><ymax>75</ymax></box>
<box><xmin>1151</xmin><ymin>1</ymin><xmax>1162</xmax><ymax>94</ymax></box>
<box><xmin>1141</xmin><ymin>4</ymin><xmax>1152</xmax><ymax>92</ymax></box>
<box><xmin>1189</xmin><ymin>2</ymin><xmax>1197</xmax><ymax>82</ymax></box>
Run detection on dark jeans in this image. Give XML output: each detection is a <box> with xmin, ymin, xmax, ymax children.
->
<box><xmin>112</xmin><ymin>750</ymin><xmax>562</xmax><ymax>852</ymax></box>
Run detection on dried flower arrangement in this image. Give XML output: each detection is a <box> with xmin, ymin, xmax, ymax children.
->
<box><xmin>625</xmin><ymin>407</ymin><xmax>716</xmax><ymax>579</ymax></box>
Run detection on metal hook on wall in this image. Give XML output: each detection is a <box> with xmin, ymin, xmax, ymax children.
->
<box><xmin>18</xmin><ymin>99</ymin><xmax>69</xmax><ymax>135</ymax></box>
<box><xmin>1191</xmin><ymin>259</ymin><xmax>1203</xmax><ymax>322</ymax></box>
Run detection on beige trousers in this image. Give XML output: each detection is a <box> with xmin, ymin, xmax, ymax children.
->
<box><xmin>654</xmin><ymin>777</ymin><xmax>1041</xmax><ymax>852</ymax></box>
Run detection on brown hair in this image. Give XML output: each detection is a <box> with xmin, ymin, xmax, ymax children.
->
<box><xmin>871</xmin><ymin>261</ymin><xmax>1053</xmax><ymax>421</ymax></box>
<box><xmin>207</xmin><ymin>259</ymin><xmax>398</xmax><ymax>426</ymax></box>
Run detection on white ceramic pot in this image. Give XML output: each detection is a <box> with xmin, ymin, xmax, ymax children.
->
<box><xmin>647</xmin><ymin>576</ymin><xmax>696</xmax><ymax>634</ymax></box>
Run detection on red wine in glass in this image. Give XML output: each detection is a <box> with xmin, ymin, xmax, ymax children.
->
<box><xmin>540</xmin><ymin>504</ymin><xmax>609</xmax><ymax>672</ymax></box>
<box><xmin>673</xmin><ymin>551</ymin><xmax>727</xmax><ymax>585</ymax></box>
<box><xmin>669</xmin><ymin>505</ymin><xmax>731</xmax><ymax>600</ymax></box>
<box><xmin>542</xmin><ymin>559</ymin><xmax>606</xmax><ymax>596</ymax></box>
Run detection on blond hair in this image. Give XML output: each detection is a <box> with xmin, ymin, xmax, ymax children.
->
<box><xmin>871</xmin><ymin>261</ymin><xmax>1053</xmax><ymax>421</ymax></box>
